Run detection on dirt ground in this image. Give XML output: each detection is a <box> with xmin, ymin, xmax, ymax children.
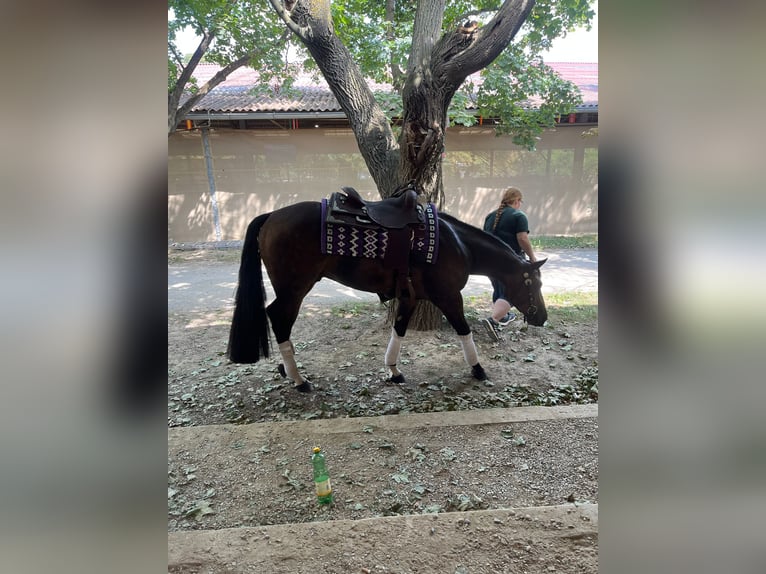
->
<box><xmin>168</xmin><ymin>300</ymin><xmax>597</xmax><ymax>428</ymax></box>
<box><xmin>168</xmin><ymin>250</ymin><xmax>598</xmax><ymax>572</ymax></box>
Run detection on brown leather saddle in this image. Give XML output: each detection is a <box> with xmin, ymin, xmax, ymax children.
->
<box><xmin>325</xmin><ymin>181</ymin><xmax>425</xmax><ymax>300</ymax></box>
<box><xmin>326</xmin><ymin>182</ymin><xmax>423</xmax><ymax>229</ymax></box>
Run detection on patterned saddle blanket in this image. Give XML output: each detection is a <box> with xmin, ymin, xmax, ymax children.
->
<box><xmin>320</xmin><ymin>197</ymin><xmax>439</xmax><ymax>264</ymax></box>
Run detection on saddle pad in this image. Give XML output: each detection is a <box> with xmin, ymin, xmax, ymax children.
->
<box><xmin>320</xmin><ymin>198</ymin><xmax>438</xmax><ymax>264</ymax></box>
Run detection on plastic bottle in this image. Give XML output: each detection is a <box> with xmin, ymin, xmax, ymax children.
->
<box><xmin>311</xmin><ymin>446</ymin><xmax>333</xmax><ymax>505</ymax></box>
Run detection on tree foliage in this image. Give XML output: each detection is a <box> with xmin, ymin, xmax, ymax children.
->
<box><xmin>169</xmin><ymin>1</ymin><xmax>594</xmax><ymax>145</ymax></box>
<box><xmin>327</xmin><ymin>0</ymin><xmax>593</xmax><ymax>149</ymax></box>
<box><xmin>168</xmin><ymin>0</ymin><xmax>288</xmax><ymax>133</ymax></box>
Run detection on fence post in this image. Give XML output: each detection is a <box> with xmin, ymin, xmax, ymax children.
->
<box><xmin>200</xmin><ymin>127</ymin><xmax>222</xmax><ymax>241</ymax></box>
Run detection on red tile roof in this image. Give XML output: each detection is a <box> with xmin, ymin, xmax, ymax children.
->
<box><xmin>547</xmin><ymin>62</ymin><xmax>598</xmax><ymax>107</ymax></box>
<box><xmin>184</xmin><ymin>62</ymin><xmax>597</xmax><ymax>115</ymax></box>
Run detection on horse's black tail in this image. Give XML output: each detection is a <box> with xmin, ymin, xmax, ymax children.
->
<box><xmin>227</xmin><ymin>213</ymin><xmax>272</xmax><ymax>363</ymax></box>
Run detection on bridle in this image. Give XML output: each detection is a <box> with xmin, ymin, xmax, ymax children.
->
<box><xmin>522</xmin><ymin>271</ymin><xmax>538</xmax><ymax>320</ymax></box>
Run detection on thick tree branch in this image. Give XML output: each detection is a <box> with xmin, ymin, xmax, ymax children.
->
<box><xmin>168</xmin><ymin>32</ymin><xmax>214</xmax><ymax>133</ymax></box>
<box><xmin>268</xmin><ymin>0</ymin><xmax>311</xmax><ymax>41</ymax></box>
<box><xmin>170</xmin><ymin>28</ymin><xmax>291</xmax><ymax>135</ymax></box>
<box><xmin>273</xmin><ymin>0</ymin><xmax>400</xmax><ymax>194</ymax></box>
<box><xmin>385</xmin><ymin>0</ymin><xmax>405</xmax><ymax>89</ymax></box>
<box><xmin>441</xmin><ymin>0</ymin><xmax>535</xmax><ymax>83</ymax></box>
<box><xmin>408</xmin><ymin>0</ymin><xmax>444</xmax><ymax>73</ymax></box>
<box><xmin>169</xmin><ymin>41</ymin><xmax>185</xmax><ymax>69</ymax></box>
<box><xmin>174</xmin><ymin>32</ymin><xmax>214</xmax><ymax>98</ymax></box>
<box><xmin>174</xmin><ymin>53</ymin><xmax>253</xmax><ymax>124</ymax></box>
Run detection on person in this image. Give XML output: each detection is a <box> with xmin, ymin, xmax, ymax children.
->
<box><xmin>480</xmin><ymin>187</ymin><xmax>537</xmax><ymax>341</ymax></box>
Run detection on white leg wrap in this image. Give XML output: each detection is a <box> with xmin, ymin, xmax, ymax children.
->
<box><xmin>385</xmin><ymin>328</ymin><xmax>404</xmax><ymax>376</ymax></box>
<box><xmin>278</xmin><ymin>340</ymin><xmax>303</xmax><ymax>384</ymax></box>
<box><xmin>458</xmin><ymin>333</ymin><xmax>480</xmax><ymax>367</ymax></box>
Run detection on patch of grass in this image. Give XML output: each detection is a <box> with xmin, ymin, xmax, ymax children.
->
<box><xmin>545</xmin><ymin>291</ymin><xmax>598</xmax><ymax>322</ymax></box>
<box><xmin>465</xmin><ymin>291</ymin><xmax>596</xmax><ymax>325</ymax></box>
<box><xmin>532</xmin><ymin>235</ymin><xmax>598</xmax><ymax>250</ymax></box>
<box><xmin>545</xmin><ymin>291</ymin><xmax>597</xmax><ymax>306</ymax></box>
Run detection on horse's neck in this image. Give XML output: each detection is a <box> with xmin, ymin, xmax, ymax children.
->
<box><xmin>470</xmin><ymin>238</ymin><xmax>518</xmax><ymax>276</ymax></box>
<box><xmin>447</xmin><ymin>215</ymin><xmax>520</xmax><ymax>276</ymax></box>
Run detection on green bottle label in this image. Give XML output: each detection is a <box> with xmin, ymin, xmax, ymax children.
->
<box><xmin>315</xmin><ymin>478</ymin><xmax>331</xmax><ymax>497</ymax></box>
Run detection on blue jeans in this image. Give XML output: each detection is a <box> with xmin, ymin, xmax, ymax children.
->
<box><xmin>490</xmin><ymin>278</ymin><xmax>505</xmax><ymax>303</ymax></box>
<box><xmin>490</xmin><ymin>252</ymin><xmax>527</xmax><ymax>303</ymax></box>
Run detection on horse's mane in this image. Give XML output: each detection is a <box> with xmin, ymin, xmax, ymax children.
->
<box><xmin>439</xmin><ymin>212</ymin><xmax>526</xmax><ymax>264</ymax></box>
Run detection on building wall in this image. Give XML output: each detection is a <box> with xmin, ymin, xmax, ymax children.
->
<box><xmin>168</xmin><ymin>124</ymin><xmax>597</xmax><ymax>242</ymax></box>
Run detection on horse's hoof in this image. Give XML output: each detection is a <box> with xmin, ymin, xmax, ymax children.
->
<box><xmin>295</xmin><ymin>381</ymin><xmax>312</xmax><ymax>393</ymax></box>
<box><xmin>471</xmin><ymin>363</ymin><xmax>488</xmax><ymax>381</ymax></box>
<box><xmin>388</xmin><ymin>373</ymin><xmax>406</xmax><ymax>385</ymax></box>
<box><xmin>277</xmin><ymin>363</ymin><xmax>286</xmax><ymax>378</ymax></box>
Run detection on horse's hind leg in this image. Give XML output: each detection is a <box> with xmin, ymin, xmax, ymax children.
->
<box><xmin>385</xmin><ymin>296</ymin><xmax>415</xmax><ymax>384</ymax></box>
<box><xmin>267</xmin><ymin>294</ymin><xmax>312</xmax><ymax>392</ymax></box>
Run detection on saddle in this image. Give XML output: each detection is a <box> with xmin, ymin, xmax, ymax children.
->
<box><xmin>324</xmin><ymin>181</ymin><xmax>425</xmax><ymax>300</ymax></box>
<box><xmin>327</xmin><ymin>182</ymin><xmax>423</xmax><ymax>229</ymax></box>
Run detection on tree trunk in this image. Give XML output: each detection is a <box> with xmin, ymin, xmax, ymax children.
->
<box><xmin>278</xmin><ymin>0</ymin><xmax>401</xmax><ymax>195</ymax></box>
<box><xmin>397</xmin><ymin>0</ymin><xmax>536</xmax><ymax>203</ymax></box>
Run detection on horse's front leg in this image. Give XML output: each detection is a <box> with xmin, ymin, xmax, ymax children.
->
<box><xmin>430</xmin><ymin>292</ymin><xmax>488</xmax><ymax>381</ymax></box>
<box><xmin>461</xmin><ymin>334</ymin><xmax>488</xmax><ymax>381</ymax></box>
<box><xmin>385</xmin><ymin>296</ymin><xmax>415</xmax><ymax>384</ymax></box>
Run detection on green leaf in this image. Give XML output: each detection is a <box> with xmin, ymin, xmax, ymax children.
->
<box><xmin>391</xmin><ymin>472</ymin><xmax>410</xmax><ymax>484</ymax></box>
<box><xmin>184</xmin><ymin>500</ymin><xmax>214</xmax><ymax>520</ymax></box>
<box><xmin>439</xmin><ymin>447</ymin><xmax>457</xmax><ymax>462</ymax></box>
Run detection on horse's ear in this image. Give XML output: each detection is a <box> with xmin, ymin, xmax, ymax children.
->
<box><xmin>531</xmin><ymin>258</ymin><xmax>547</xmax><ymax>269</ymax></box>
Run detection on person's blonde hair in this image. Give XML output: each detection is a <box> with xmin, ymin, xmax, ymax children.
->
<box><xmin>492</xmin><ymin>187</ymin><xmax>523</xmax><ymax>231</ymax></box>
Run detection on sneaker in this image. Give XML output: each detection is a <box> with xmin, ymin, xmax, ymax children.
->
<box><xmin>498</xmin><ymin>312</ymin><xmax>517</xmax><ymax>326</ymax></box>
<box><xmin>481</xmin><ymin>317</ymin><xmax>500</xmax><ymax>342</ymax></box>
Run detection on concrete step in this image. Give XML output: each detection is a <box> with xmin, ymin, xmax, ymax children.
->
<box><xmin>168</xmin><ymin>404</ymin><xmax>596</xmax><ymax>443</ymax></box>
<box><xmin>168</xmin><ymin>502</ymin><xmax>598</xmax><ymax>573</ymax></box>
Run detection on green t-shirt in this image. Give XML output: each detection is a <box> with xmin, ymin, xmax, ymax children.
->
<box><xmin>483</xmin><ymin>207</ymin><xmax>530</xmax><ymax>256</ymax></box>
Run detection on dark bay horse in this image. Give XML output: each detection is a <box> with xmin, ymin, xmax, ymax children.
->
<box><xmin>227</xmin><ymin>201</ymin><xmax>547</xmax><ymax>391</ymax></box>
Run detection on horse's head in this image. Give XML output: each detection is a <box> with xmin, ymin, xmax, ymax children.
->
<box><xmin>503</xmin><ymin>258</ymin><xmax>548</xmax><ymax>326</ymax></box>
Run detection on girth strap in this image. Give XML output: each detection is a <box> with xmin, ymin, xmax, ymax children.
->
<box><xmin>385</xmin><ymin>226</ymin><xmax>416</xmax><ymax>300</ymax></box>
